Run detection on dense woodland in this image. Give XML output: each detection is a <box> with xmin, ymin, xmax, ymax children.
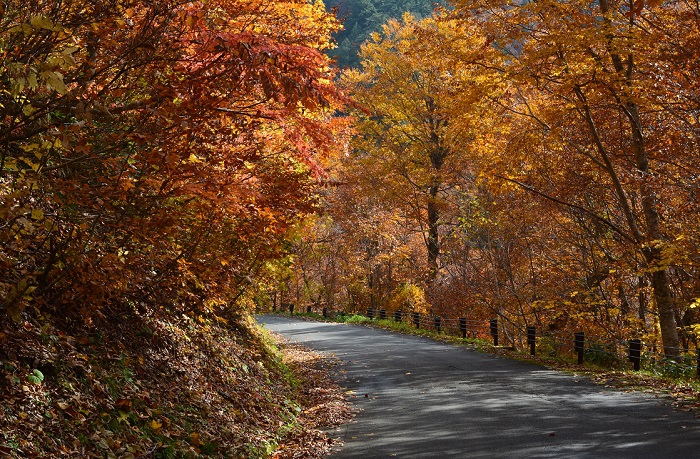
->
<box><xmin>2</xmin><ymin>0</ymin><xmax>700</xmax><ymax>455</ymax></box>
<box><xmin>325</xmin><ymin>0</ymin><xmax>438</xmax><ymax>68</ymax></box>
<box><xmin>285</xmin><ymin>2</ymin><xmax>700</xmax><ymax>359</ymax></box>
<box><xmin>0</xmin><ymin>0</ymin><xmax>349</xmax><ymax>456</ymax></box>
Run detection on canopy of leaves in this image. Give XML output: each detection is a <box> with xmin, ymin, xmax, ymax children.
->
<box><xmin>0</xmin><ymin>0</ymin><xmax>353</xmax><ymax>455</ymax></box>
<box><xmin>1</xmin><ymin>0</ymin><xmax>348</xmax><ymax>325</ymax></box>
<box><xmin>287</xmin><ymin>2</ymin><xmax>700</xmax><ymax>357</ymax></box>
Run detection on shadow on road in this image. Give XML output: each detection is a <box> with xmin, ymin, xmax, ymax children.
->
<box><xmin>259</xmin><ymin>315</ymin><xmax>699</xmax><ymax>459</ymax></box>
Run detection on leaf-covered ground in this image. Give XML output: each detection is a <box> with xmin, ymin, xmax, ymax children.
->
<box><xmin>0</xmin><ymin>311</ymin><xmax>352</xmax><ymax>458</ymax></box>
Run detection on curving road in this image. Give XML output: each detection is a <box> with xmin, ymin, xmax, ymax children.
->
<box><xmin>258</xmin><ymin>315</ymin><xmax>700</xmax><ymax>458</ymax></box>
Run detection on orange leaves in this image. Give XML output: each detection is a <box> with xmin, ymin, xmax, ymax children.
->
<box><xmin>0</xmin><ymin>0</ymin><xmax>349</xmax><ymax>325</ymax></box>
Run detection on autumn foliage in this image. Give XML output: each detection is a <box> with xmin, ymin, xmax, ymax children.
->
<box><xmin>0</xmin><ymin>0</ymin><xmax>351</xmax><ymax>456</ymax></box>
<box><xmin>1</xmin><ymin>0</ymin><xmax>347</xmax><ymax>323</ymax></box>
<box><xmin>287</xmin><ymin>2</ymin><xmax>700</xmax><ymax>358</ymax></box>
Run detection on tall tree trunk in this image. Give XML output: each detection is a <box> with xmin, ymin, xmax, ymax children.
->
<box><xmin>425</xmin><ymin>96</ymin><xmax>446</xmax><ymax>279</ymax></box>
<box><xmin>427</xmin><ymin>184</ymin><xmax>440</xmax><ymax>276</ymax></box>
<box><xmin>594</xmin><ymin>0</ymin><xmax>679</xmax><ymax>356</ymax></box>
<box><xmin>628</xmin><ymin>102</ymin><xmax>680</xmax><ymax>356</ymax></box>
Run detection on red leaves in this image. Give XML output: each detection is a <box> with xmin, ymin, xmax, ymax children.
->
<box><xmin>0</xmin><ymin>0</ymin><xmax>349</xmax><ymax>323</ymax></box>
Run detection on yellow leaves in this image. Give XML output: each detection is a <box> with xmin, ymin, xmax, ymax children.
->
<box><xmin>8</xmin><ymin>15</ymin><xmax>64</xmax><ymax>37</ymax></box>
<box><xmin>3</xmin><ymin>157</ymin><xmax>18</xmax><ymax>172</ymax></box>
<box><xmin>9</xmin><ymin>23</ymin><xmax>34</xmax><ymax>36</ymax></box>
<box><xmin>10</xmin><ymin>66</ymin><xmax>70</xmax><ymax>97</ymax></box>
<box><xmin>41</xmin><ymin>70</ymin><xmax>67</xmax><ymax>94</ymax></box>
<box><xmin>30</xmin><ymin>16</ymin><xmax>56</xmax><ymax>31</ymax></box>
<box><xmin>149</xmin><ymin>419</ymin><xmax>163</xmax><ymax>430</ymax></box>
<box><xmin>641</xmin><ymin>238</ymin><xmax>684</xmax><ymax>272</ymax></box>
<box><xmin>31</xmin><ymin>209</ymin><xmax>44</xmax><ymax>221</ymax></box>
<box><xmin>3</xmin><ymin>278</ymin><xmax>37</xmax><ymax>322</ymax></box>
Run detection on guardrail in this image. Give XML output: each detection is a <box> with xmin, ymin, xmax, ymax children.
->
<box><xmin>275</xmin><ymin>303</ymin><xmax>700</xmax><ymax>378</ymax></box>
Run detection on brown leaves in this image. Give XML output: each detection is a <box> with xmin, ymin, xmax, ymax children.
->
<box><xmin>272</xmin><ymin>337</ymin><xmax>355</xmax><ymax>458</ymax></box>
<box><xmin>0</xmin><ymin>310</ymin><xmax>354</xmax><ymax>457</ymax></box>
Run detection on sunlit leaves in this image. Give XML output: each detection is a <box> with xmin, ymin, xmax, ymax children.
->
<box><xmin>0</xmin><ymin>0</ymin><xmax>348</xmax><ymax>323</ymax></box>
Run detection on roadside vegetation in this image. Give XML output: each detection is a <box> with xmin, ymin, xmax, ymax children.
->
<box><xmin>0</xmin><ymin>311</ymin><xmax>351</xmax><ymax>457</ymax></box>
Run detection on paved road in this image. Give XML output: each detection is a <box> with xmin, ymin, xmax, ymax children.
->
<box><xmin>258</xmin><ymin>315</ymin><xmax>700</xmax><ymax>458</ymax></box>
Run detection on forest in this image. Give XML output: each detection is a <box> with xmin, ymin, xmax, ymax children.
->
<box><xmin>0</xmin><ymin>0</ymin><xmax>350</xmax><ymax>456</ymax></box>
<box><xmin>2</xmin><ymin>0</ymin><xmax>700</xmax><ymax>456</ymax></box>
<box><xmin>284</xmin><ymin>3</ymin><xmax>700</xmax><ymax>360</ymax></box>
<box><xmin>325</xmin><ymin>0</ymin><xmax>438</xmax><ymax>68</ymax></box>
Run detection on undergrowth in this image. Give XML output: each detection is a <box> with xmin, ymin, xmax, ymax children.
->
<box><xmin>0</xmin><ymin>309</ymin><xmax>351</xmax><ymax>458</ymax></box>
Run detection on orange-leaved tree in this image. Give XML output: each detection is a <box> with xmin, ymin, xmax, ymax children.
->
<box><xmin>451</xmin><ymin>0</ymin><xmax>700</xmax><ymax>355</ymax></box>
<box><xmin>340</xmin><ymin>12</ymin><xmax>502</xmax><ymax>286</ymax></box>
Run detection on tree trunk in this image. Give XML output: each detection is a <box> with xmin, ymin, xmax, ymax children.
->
<box><xmin>594</xmin><ymin>0</ymin><xmax>680</xmax><ymax>356</ymax></box>
<box><xmin>628</xmin><ymin>101</ymin><xmax>680</xmax><ymax>357</ymax></box>
<box><xmin>427</xmin><ymin>185</ymin><xmax>440</xmax><ymax>276</ymax></box>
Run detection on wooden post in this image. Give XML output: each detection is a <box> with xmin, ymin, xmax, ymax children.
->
<box><xmin>574</xmin><ymin>332</ymin><xmax>585</xmax><ymax>365</ymax></box>
<box><xmin>527</xmin><ymin>326</ymin><xmax>536</xmax><ymax>356</ymax></box>
<box><xmin>629</xmin><ymin>339</ymin><xmax>642</xmax><ymax>371</ymax></box>
<box><xmin>459</xmin><ymin>318</ymin><xmax>467</xmax><ymax>339</ymax></box>
<box><xmin>490</xmin><ymin>319</ymin><xmax>499</xmax><ymax>346</ymax></box>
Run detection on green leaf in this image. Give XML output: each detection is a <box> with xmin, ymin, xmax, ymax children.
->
<box><xmin>28</xmin><ymin>369</ymin><xmax>44</xmax><ymax>384</ymax></box>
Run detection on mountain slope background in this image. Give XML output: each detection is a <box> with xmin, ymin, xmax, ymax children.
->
<box><xmin>326</xmin><ymin>0</ymin><xmax>441</xmax><ymax>68</ymax></box>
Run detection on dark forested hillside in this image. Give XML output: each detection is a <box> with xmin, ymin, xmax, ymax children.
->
<box><xmin>326</xmin><ymin>0</ymin><xmax>440</xmax><ymax>68</ymax></box>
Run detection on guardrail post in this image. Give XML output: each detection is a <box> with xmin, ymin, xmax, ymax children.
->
<box><xmin>434</xmin><ymin>317</ymin><xmax>441</xmax><ymax>334</ymax></box>
<box><xmin>527</xmin><ymin>326</ymin><xmax>536</xmax><ymax>355</ymax></box>
<box><xmin>380</xmin><ymin>308</ymin><xmax>387</xmax><ymax>320</ymax></box>
<box><xmin>629</xmin><ymin>339</ymin><xmax>641</xmax><ymax>371</ymax></box>
<box><xmin>413</xmin><ymin>312</ymin><xmax>420</xmax><ymax>328</ymax></box>
<box><xmin>322</xmin><ymin>307</ymin><xmax>327</xmax><ymax>318</ymax></box>
<box><xmin>307</xmin><ymin>305</ymin><xmax>312</xmax><ymax>314</ymax></box>
<box><xmin>367</xmin><ymin>308</ymin><xmax>374</xmax><ymax>320</ymax></box>
<box><xmin>574</xmin><ymin>332</ymin><xmax>585</xmax><ymax>365</ymax></box>
<box><xmin>490</xmin><ymin>318</ymin><xmax>499</xmax><ymax>346</ymax></box>
<box><xmin>395</xmin><ymin>310</ymin><xmax>402</xmax><ymax>322</ymax></box>
<box><xmin>459</xmin><ymin>318</ymin><xmax>467</xmax><ymax>339</ymax></box>
<box><xmin>288</xmin><ymin>303</ymin><xmax>294</xmax><ymax>314</ymax></box>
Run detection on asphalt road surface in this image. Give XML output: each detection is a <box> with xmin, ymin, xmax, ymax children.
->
<box><xmin>258</xmin><ymin>315</ymin><xmax>700</xmax><ymax>458</ymax></box>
